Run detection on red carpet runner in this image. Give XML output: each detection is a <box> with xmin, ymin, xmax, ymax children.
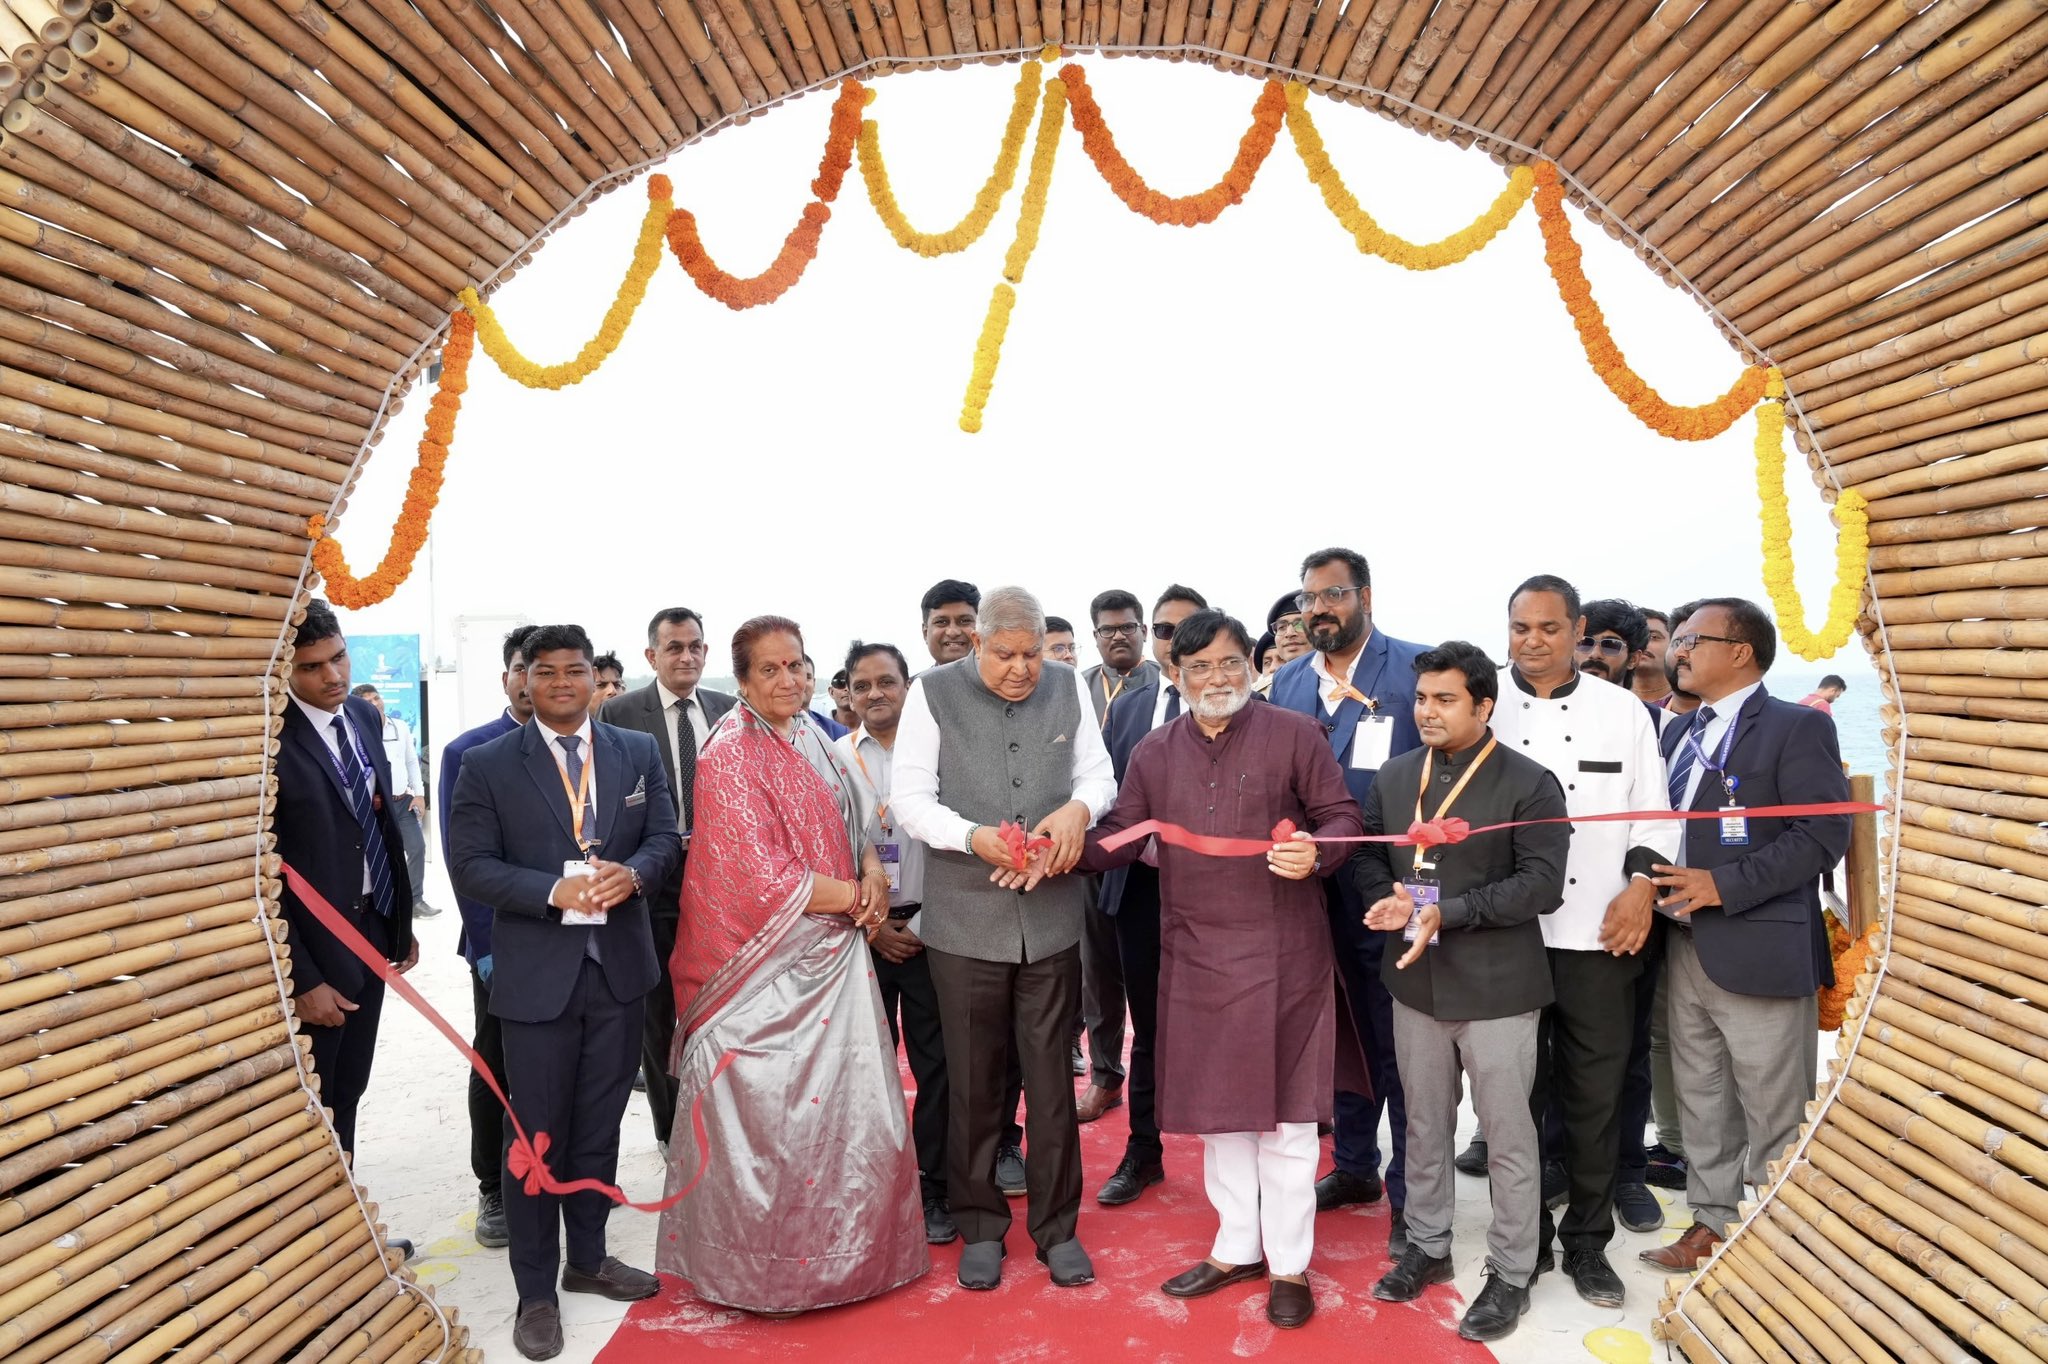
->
<box><xmin>597</xmin><ymin>1057</ymin><xmax>1501</xmax><ymax>1362</ymax></box>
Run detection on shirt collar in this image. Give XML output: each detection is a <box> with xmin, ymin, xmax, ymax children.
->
<box><xmin>1700</xmin><ymin>679</ymin><xmax>1763</xmax><ymax>717</ymax></box>
<box><xmin>1510</xmin><ymin>666</ymin><xmax>1580</xmax><ymax>699</ymax></box>
<box><xmin>536</xmin><ymin>715</ymin><xmax>594</xmax><ymax>750</ymax></box>
<box><xmin>1431</xmin><ymin>728</ymin><xmax>1494</xmax><ymax>768</ymax></box>
<box><xmin>655</xmin><ymin>680</ymin><xmax>693</xmax><ymax>712</ymax></box>
<box><xmin>289</xmin><ymin>689</ymin><xmax>344</xmax><ymax>726</ymax></box>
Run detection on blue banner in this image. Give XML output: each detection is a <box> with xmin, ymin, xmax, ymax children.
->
<box><xmin>350</xmin><ymin>633</ymin><xmax>423</xmax><ymax>737</ymax></box>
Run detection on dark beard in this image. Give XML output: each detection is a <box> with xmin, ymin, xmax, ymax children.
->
<box><xmin>1309</xmin><ymin>611</ymin><xmax>1365</xmax><ymax>654</ymax></box>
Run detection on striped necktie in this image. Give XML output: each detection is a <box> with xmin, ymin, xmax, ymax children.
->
<box><xmin>1666</xmin><ymin>706</ymin><xmax>1716</xmax><ymax>810</ymax></box>
<box><xmin>333</xmin><ymin>716</ymin><xmax>397</xmax><ymax>918</ymax></box>
<box><xmin>558</xmin><ymin>734</ymin><xmax>603</xmax><ymax>962</ymax></box>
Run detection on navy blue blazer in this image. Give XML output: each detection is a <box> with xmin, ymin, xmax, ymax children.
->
<box><xmin>275</xmin><ymin>694</ymin><xmax>417</xmax><ymax>998</ymax></box>
<box><xmin>1098</xmin><ymin>677</ymin><xmax>1163</xmax><ymax>917</ymax></box>
<box><xmin>1661</xmin><ymin>685</ymin><xmax>1851</xmax><ymax>998</ymax></box>
<box><xmin>447</xmin><ymin>719</ymin><xmax>684</xmax><ymax>1024</ymax></box>
<box><xmin>1266</xmin><ymin>628</ymin><xmax>1429</xmax><ymax>810</ymax></box>
<box><xmin>438</xmin><ymin>708</ymin><xmax>519</xmax><ymax>965</ymax></box>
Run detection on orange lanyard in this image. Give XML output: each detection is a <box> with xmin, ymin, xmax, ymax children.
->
<box><xmin>1099</xmin><ymin>672</ymin><xmax>1126</xmax><ymax>729</ymax></box>
<box><xmin>1413</xmin><ymin>737</ymin><xmax>1498</xmax><ymax>832</ymax></box>
<box><xmin>852</xmin><ymin>739</ymin><xmax>890</xmax><ymax>827</ymax></box>
<box><xmin>553</xmin><ymin>741</ymin><xmax>595</xmax><ymax>852</ymax></box>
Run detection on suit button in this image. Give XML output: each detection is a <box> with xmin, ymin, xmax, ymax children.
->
<box><xmin>1568</xmin><ymin>783</ymin><xmax>1576</xmax><ymax>791</ymax></box>
<box><xmin>1012</xmin><ymin>778</ymin><xmax>1023</xmax><ymax>788</ymax></box>
<box><xmin>1009</xmin><ymin>742</ymin><xmax>1020</xmax><ymax>752</ymax></box>
<box><xmin>1005</xmin><ymin>705</ymin><xmax>1016</xmax><ymax>718</ymax></box>
<box><xmin>1569</xmin><ymin>877</ymin><xmax>1577</xmax><ymax>885</ymax></box>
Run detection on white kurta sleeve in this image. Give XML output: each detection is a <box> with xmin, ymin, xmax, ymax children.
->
<box><xmin>892</xmin><ymin>680</ymin><xmax>975</xmax><ymax>854</ymax></box>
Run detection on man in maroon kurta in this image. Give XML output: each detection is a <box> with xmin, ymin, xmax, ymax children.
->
<box><xmin>1083</xmin><ymin>610</ymin><xmax>1363</xmax><ymax>1330</ymax></box>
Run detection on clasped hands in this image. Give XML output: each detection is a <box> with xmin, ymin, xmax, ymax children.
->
<box><xmin>548</xmin><ymin>857</ymin><xmax>638</xmax><ymax>917</ymax></box>
<box><xmin>973</xmin><ymin>802</ymin><xmax>1089</xmax><ymax>891</ymax></box>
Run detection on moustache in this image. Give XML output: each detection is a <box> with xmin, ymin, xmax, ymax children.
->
<box><xmin>1311</xmin><ymin>615</ymin><xmax>1339</xmax><ymax>631</ymax></box>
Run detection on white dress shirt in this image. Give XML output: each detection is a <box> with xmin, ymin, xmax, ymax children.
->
<box><xmin>894</xmin><ymin>664</ymin><xmax>1118</xmax><ymax>854</ymax></box>
<box><xmin>655</xmin><ymin>680</ymin><xmax>712</xmax><ymax>819</ymax></box>
<box><xmin>1309</xmin><ymin>636</ymin><xmax>1371</xmax><ymax>711</ymax></box>
<box><xmin>536</xmin><ymin>714</ymin><xmax>598</xmax><ymax>835</ymax></box>
<box><xmin>1150</xmin><ymin>676</ymin><xmax>1182</xmax><ymax>730</ymax></box>
<box><xmin>1671</xmin><ymin>680</ymin><xmax>1762</xmax><ymax>870</ymax></box>
<box><xmin>1490</xmin><ymin>670</ymin><xmax>1678</xmax><ymax>951</ymax></box>
<box><xmin>377</xmin><ymin>713</ymin><xmax>422</xmax><ymax>800</ymax></box>
<box><xmin>291</xmin><ymin>690</ymin><xmax>375</xmax><ymax>893</ymax></box>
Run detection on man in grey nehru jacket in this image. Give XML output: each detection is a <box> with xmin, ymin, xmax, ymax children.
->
<box><xmin>895</xmin><ymin>586</ymin><xmax>1118</xmax><ymax>1293</ymax></box>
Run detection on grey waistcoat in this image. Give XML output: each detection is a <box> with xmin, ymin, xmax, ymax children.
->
<box><xmin>917</xmin><ymin>658</ymin><xmax>1089</xmax><ymax>964</ymax></box>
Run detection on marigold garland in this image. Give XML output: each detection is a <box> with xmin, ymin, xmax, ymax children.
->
<box><xmin>460</xmin><ymin>176</ymin><xmax>675</xmax><ymax>389</ymax></box>
<box><xmin>961</xmin><ymin>75</ymin><xmax>1068</xmax><ymax>433</ymax></box>
<box><xmin>1062</xmin><ymin>66</ymin><xmax>1285</xmax><ymax>227</ymax></box>
<box><xmin>1284</xmin><ymin>84</ymin><xmax>1532</xmax><ymax>270</ymax></box>
<box><xmin>666</xmin><ymin>79</ymin><xmax>865</xmax><ymax>310</ymax></box>
<box><xmin>859</xmin><ymin>58</ymin><xmax>1043</xmax><ymax>257</ymax></box>
<box><xmin>1817</xmin><ymin>916</ymin><xmax>1878</xmax><ymax>1033</ymax></box>
<box><xmin>1531</xmin><ymin>161</ymin><xmax>1767</xmax><ymax>441</ymax></box>
<box><xmin>308</xmin><ymin>311</ymin><xmax>474</xmax><ymax>610</ymax></box>
<box><xmin>1756</xmin><ymin>368</ymin><xmax>1868</xmax><ymax>661</ymax></box>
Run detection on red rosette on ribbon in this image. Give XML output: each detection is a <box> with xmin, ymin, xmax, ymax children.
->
<box><xmin>997</xmin><ymin>820</ymin><xmax>1054</xmax><ymax>871</ymax></box>
<box><xmin>1407</xmin><ymin>817</ymin><xmax>1470</xmax><ymax>848</ymax></box>
<box><xmin>1271</xmin><ymin>818</ymin><xmax>1298</xmax><ymax>842</ymax></box>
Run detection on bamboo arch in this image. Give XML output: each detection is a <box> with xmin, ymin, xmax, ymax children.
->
<box><xmin>0</xmin><ymin>0</ymin><xmax>2035</xmax><ymax>1358</ymax></box>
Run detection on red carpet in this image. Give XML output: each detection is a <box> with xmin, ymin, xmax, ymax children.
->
<box><xmin>597</xmin><ymin>1056</ymin><xmax>1502</xmax><ymax>1362</ymax></box>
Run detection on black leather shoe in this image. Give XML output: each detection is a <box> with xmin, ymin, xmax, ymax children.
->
<box><xmin>1313</xmin><ymin>1168</ymin><xmax>1383</xmax><ymax>1211</ymax></box>
<box><xmin>1161</xmin><ymin>1259</ymin><xmax>1266</xmax><ymax>1298</ymax></box>
<box><xmin>923</xmin><ymin>1197</ymin><xmax>958</xmax><ymax>1245</ymax></box>
<box><xmin>1543</xmin><ymin>1160</ymin><xmax>1569</xmax><ymax>1210</ymax></box>
<box><xmin>958</xmin><ymin>1239</ymin><xmax>1004</xmax><ymax>1289</ymax></box>
<box><xmin>1387</xmin><ymin>1206</ymin><xmax>1411</xmax><ymax>1261</ymax></box>
<box><xmin>1614</xmin><ymin>1181</ymin><xmax>1665</xmax><ymax>1233</ymax></box>
<box><xmin>476</xmin><ymin>1191</ymin><xmax>509</xmax><ymax>1249</ymax></box>
<box><xmin>1070</xmin><ymin>1041</ymin><xmax>1087</xmax><ymax>1076</ymax></box>
<box><xmin>1457</xmin><ymin>1274</ymin><xmax>1531</xmax><ymax>1342</ymax></box>
<box><xmin>994</xmin><ymin>1144</ymin><xmax>1027</xmax><ymax>1196</ymax></box>
<box><xmin>1566</xmin><ymin>1249</ymin><xmax>1626</xmax><ymax>1308</ymax></box>
<box><xmin>1371</xmin><ymin>1245</ymin><xmax>1453</xmax><ymax>1302</ymax></box>
<box><xmin>1532</xmin><ymin>1244</ymin><xmax>1554</xmax><ymax>1278</ymax></box>
<box><xmin>1645</xmin><ymin>1142</ymin><xmax>1689</xmax><ymax>1190</ymax></box>
<box><xmin>1096</xmin><ymin>1154</ymin><xmax>1164</xmax><ymax>1206</ymax></box>
<box><xmin>514</xmin><ymin>1299</ymin><xmax>563</xmax><ymax>1360</ymax></box>
<box><xmin>387</xmin><ymin>1237</ymin><xmax>415</xmax><ymax>1262</ymax></box>
<box><xmin>561</xmin><ymin>1256</ymin><xmax>659</xmax><ymax>1301</ymax></box>
<box><xmin>1267</xmin><ymin>1276</ymin><xmax>1314</xmax><ymax>1328</ymax></box>
<box><xmin>1454</xmin><ymin>1134</ymin><xmax>1489</xmax><ymax>1177</ymax></box>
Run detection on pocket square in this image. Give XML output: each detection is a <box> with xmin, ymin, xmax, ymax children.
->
<box><xmin>625</xmin><ymin>775</ymin><xmax>647</xmax><ymax>807</ymax></box>
<box><xmin>1053</xmin><ymin>734</ymin><xmax>1069</xmax><ymax>745</ymax></box>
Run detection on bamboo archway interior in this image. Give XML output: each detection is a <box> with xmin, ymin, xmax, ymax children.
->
<box><xmin>0</xmin><ymin>0</ymin><xmax>2038</xmax><ymax>1357</ymax></box>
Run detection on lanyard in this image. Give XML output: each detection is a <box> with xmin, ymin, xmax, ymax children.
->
<box><xmin>553</xmin><ymin>742</ymin><xmax>596</xmax><ymax>852</ymax></box>
<box><xmin>1099</xmin><ymin>671</ymin><xmax>1126</xmax><ymax>729</ymax></box>
<box><xmin>852</xmin><ymin>738</ymin><xmax>890</xmax><ymax>827</ymax></box>
<box><xmin>1412</xmin><ymin>737</ymin><xmax>1499</xmax><ymax>835</ymax></box>
<box><xmin>327</xmin><ymin>713</ymin><xmax>375</xmax><ymax>789</ymax></box>
<box><xmin>1685</xmin><ymin>713</ymin><xmax>1742</xmax><ymax>798</ymax></box>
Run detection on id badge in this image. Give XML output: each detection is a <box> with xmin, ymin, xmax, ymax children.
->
<box><xmin>878</xmin><ymin>842</ymin><xmax>902</xmax><ymax>892</ymax></box>
<box><xmin>559</xmin><ymin>859</ymin><xmax>608</xmax><ymax>926</ymax></box>
<box><xmin>1401</xmin><ymin>876</ymin><xmax>1442</xmax><ymax>946</ymax></box>
<box><xmin>1351</xmin><ymin>714</ymin><xmax>1394</xmax><ymax>771</ymax></box>
<box><xmin>1719</xmin><ymin>807</ymin><xmax>1749</xmax><ymax>846</ymax></box>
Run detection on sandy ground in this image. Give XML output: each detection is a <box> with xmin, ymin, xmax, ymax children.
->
<box><xmin>355</xmin><ymin>854</ymin><xmax>1803</xmax><ymax>1363</ymax></box>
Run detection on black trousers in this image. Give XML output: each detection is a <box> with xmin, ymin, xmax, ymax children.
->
<box><xmin>303</xmin><ymin>903</ymin><xmax>389</xmax><ymax>1156</ymax></box>
<box><xmin>1532</xmin><ymin>946</ymin><xmax>1642</xmax><ymax>1255</ymax></box>
<box><xmin>469</xmin><ymin>961</ymin><xmax>507</xmax><ymax>1197</ymax></box>
<box><xmin>1615</xmin><ymin>923</ymin><xmax>1665</xmax><ymax>1182</ymax></box>
<box><xmin>1115</xmin><ymin>863</ymin><xmax>1164</xmax><ymax>1166</ymax></box>
<box><xmin>500</xmin><ymin>958</ymin><xmax>644</xmax><ymax>1304</ymax></box>
<box><xmin>639</xmin><ymin>900</ymin><xmax>682</xmax><ymax>1145</ymax></box>
<box><xmin>876</xmin><ymin>936</ymin><xmax>948</xmax><ymax>1201</ymax></box>
<box><xmin>928</xmin><ymin>944</ymin><xmax>1082</xmax><ymax>1250</ymax></box>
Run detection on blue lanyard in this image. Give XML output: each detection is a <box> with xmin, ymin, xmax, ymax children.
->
<box><xmin>1685</xmin><ymin>713</ymin><xmax>1742</xmax><ymax>797</ymax></box>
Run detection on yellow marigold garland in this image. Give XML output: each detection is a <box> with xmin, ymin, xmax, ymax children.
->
<box><xmin>1532</xmin><ymin>161</ymin><xmax>1767</xmax><ymax>441</ymax></box>
<box><xmin>308</xmin><ymin>311</ymin><xmax>474</xmax><ymax>610</ymax></box>
<box><xmin>461</xmin><ymin>175</ymin><xmax>675</xmax><ymax>389</ymax></box>
<box><xmin>860</xmin><ymin>57</ymin><xmax>1043</xmax><ymax>257</ymax></box>
<box><xmin>961</xmin><ymin>70</ymin><xmax>1068</xmax><ymax>433</ymax></box>
<box><xmin>1284</xmin><ymin>84</ymin><xmax>1532</xmax><ymax>270</ymax></box>
<box><xmin>1756</xmin><ymin>368</ymin><xmax>1868</xmax><ymax>661</ymax></box>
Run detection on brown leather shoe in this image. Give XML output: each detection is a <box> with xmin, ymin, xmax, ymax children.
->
<box><xmin>1267</xmin><ymin>1276</ymin><xmax>1314</xmax><ymax>1329</ymax></box>
<box><xmin>1075</xmin><ymin>1084</ymin><xmax>1124</xmax><ymax>1123</ymax></box>
<box><xmin>1161</xmin><ymin>1259</ymin><xmax>1266</xmax><ymax>1298</ymax></box>
<box><xmin>513</xmin><ymin>1299</ymin><xmax>563</xmax><ymax>1360</ymax></box>
<box><xmin>561</xmin><ymin>1255</ymin><xmax>660</xmax><ymax>1301</ymax></box>
<box><xmin>1640</xmin><ymin>1222</ymin><xmax>1723</xmax><ymax>1271</ymax></box>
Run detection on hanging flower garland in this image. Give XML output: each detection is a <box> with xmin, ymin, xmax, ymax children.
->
<box><xmin>961</xmin><ymin>71</ymin><xmax>1068</xmax><ymax>433</ymax></box>
<box><xmin>1531</xmin><ymin>161</ymin><xmax>1767</xmax><ymax>441</ymax></box>
<box><xmin>666</xmin><ymin>79</ymin><xmax>865</xmax><ymax>310</ymax></box>
<box><xmin>1756</xmin><ymin>367</ymin><xmax>1868</xmax><ymax>661</ymax></box>
<box><xmin>308</xmin><ymin>311</ymin><xmax>474</xmax><ymax>610</ymax></box>
<box><xmin>1285</xmin><ymin>84</ymin><xmax>1533</xmax><ymax>270</ymax></box>
<box><xmin>1062</xmin><ymin>66</ymin><xmax>1285</xmax><ymax>227</ymax></box>
<box><xmin>860</xmin><ymin>56</ymin><xmax>1044</xmax><ymax>257</ymax></box>
<box><xmin>460</xmin><ymin>176</ymin><xmax>675</xmax><ymax>389</ymax></box>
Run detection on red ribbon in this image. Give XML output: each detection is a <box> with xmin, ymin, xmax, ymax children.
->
<box><xmin>280</xmin><ymin>862</ymin><xmax>729</xmax><ymax>1212</ymax></box>
<box><xmin>997</xmin><ymin>819</ymin><xmax>1053</xmax><ymax>870</ymax></box>
<box><xmin>1097</xmin><ymin>801</ymin><xmax>1883</xmax><ymax>859</ymax></box>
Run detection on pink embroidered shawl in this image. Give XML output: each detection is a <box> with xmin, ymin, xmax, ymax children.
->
<box><xmin>672</xmin><ymin>705</ymin><xmax>861</xmax><ymax>1032</ymax></box>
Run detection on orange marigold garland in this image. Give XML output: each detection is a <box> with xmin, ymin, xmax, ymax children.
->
<box><xmin>1817</xmin><ymin>917</ymin><xmax>1879</xmax><ymax>1033</ymax></box>
<box><xmin>1061</xmin><ymin>66</ymin><xmax>1286</xmax><ymax>227</ymax></box>
<box><xmin>308</xmin><ymin>311</ymin><xmax>474</xmax><ymax>610</ymax></box>
<box><xmin>1531</xmin><ymin>161</ymin><xmax>1767</xmax><ymax>441</ymax></box>
<box><xmin>666</xmin><ymin>79</ymin><xmax>865</xmax><ymax>310</ymax></box>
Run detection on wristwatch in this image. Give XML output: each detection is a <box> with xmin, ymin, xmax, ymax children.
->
<box><xmin>627</xmin><ymin>866</ymin><xmax>644</xmax><ymax>897</ymax></box>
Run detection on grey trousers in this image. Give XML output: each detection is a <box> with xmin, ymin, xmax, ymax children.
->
<box><xmin>1393</xmin><ymin>998</ymin><xmax>1541</xmax><ymax>1287</ymax></box>
<box><xmin>1078</xmin><ymin>893</ymin><xmax>1127</xmax><ymax>1090</ymax></box>
<box><xmin>1650</xmin><ymin>960</ymin><xmax>1685</xmax><ymax>1154</ymax></box>
<box><xmin>1665</xmin><ymin>928</ymin><xmax>1818</xmax><ymax>1230</ymax></box>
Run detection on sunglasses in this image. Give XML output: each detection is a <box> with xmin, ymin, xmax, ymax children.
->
<box><xmin>1151</xmin><ymin>622</ymin><xmax>1177</xmax><ymax>640</ymax></box>
<box><xmin>1575</xmin><ymin>636</ymin><xmax>1631</xmax><ymax>657</ymax></box>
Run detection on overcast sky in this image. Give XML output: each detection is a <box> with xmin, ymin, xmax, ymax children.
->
<box><xmin>334</xmin><ymin>58</ymin><xmax>1853</xmax><ymax>699</ymax></box>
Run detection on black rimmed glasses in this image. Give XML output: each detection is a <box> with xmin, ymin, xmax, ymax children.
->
<box><xmin>1672</xmin><ymin>633</ymin><xmax>1743</xmax><ymax>651</ymax></box>
<box><xmin>1094</xmin><ymin>623</ymin><xmax>1144</xmax><ymax>640</ymax></box>
<box><xmin>1295</xmin><ymin>585</ymin><xmax>1360</xmax><ymax>612</ymax></box>
<box><xmin>1273</xmin><ymin>616</ymin><xmax>1307</xmax><ymax>636</ymax></box>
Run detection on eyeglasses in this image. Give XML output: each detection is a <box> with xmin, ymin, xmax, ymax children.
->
<box><xmin>1575</xmin><ymin>636</ymin><xmax>1631</xmax><ymax>657</ymax></box>
<box><xmin>1150</xmin><ymin>622</ymin><xmax>1178</xmax><ymax>640</ymax></box>
<box><xmin>1672</xmin><ymin>633</ymin><xmax>1744</xmax><ymax>651</ymax></box>
<box><xmin>1179</xmin><ymin>657</ymin><xmax>1250</xmax><ymax>682</ymax></box>
<box><xmin>1274</xmin><ymin>617</ymin><xmax>1307</xmax><ymax>635</ymax></box>
<box><xmin>1295</xmin><ymin>585</ymin><xmax>1360</xmax><ymax>612</ymax></box>
<box><xmin>1093</xmin><ymin>623</ymin><xmax>1144</xmax><ymax>640</ymax></box>
<box><xmin>1047</xmin><ymin>643</ymin><xmax>1078</xmax><ymax>660</ymax></box>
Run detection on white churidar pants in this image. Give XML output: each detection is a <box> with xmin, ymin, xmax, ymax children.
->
<box><xmin>1201</xmin><ymin>1121</ymin><xmax>1319</xmax><ymax>1275</ymax></box>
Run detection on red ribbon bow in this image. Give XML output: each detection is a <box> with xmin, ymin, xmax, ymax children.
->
<box><xmin>1406</xmin><ymin>817</ymin><xmax>1470</xmax><ymax>848</ymax></box>
<box><xmin>997</xmin><ymin>820</ymin><xmax>1053</xmax><ymax>871</ymax></box>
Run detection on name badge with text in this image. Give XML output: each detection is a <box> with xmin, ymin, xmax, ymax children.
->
<box><xmin>878</xmin><ymin>842</ymin><xmax>902</xmax><ymax>892</ymax></box>
<box><xmin>1401</xmin><ymin>877</ymin><xmax>1442</xmax><ymax>946</ymax></box>
<box><xmin>1720</xmin><ymin>807</ymin><xmax>1749</xmax><ymax>846</ymax></box>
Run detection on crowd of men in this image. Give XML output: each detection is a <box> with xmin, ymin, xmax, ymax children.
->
<box><xmin>270</xmin><ymin>546</ymin><xmax>1852</xmax><ymax>1349</ymax></box>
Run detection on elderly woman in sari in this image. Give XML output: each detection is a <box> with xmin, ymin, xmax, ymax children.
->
<box><xmin>657</xmin><ymin>615</ymin><xmax>929</xmax><ymax>1315</ymax></box>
